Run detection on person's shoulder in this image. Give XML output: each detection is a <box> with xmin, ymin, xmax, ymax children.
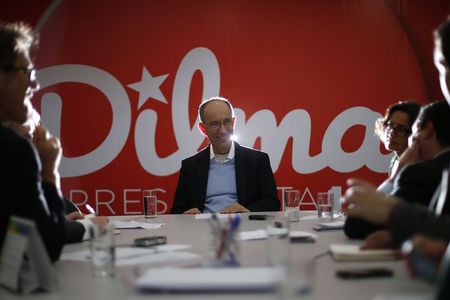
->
<box><xmin>0</xmin><ymin>124</ymin><xmax>18</xmax><ymax>140</ymax></box>
<box><xmin>0</xmin><ymin>125</ymin><xmax>33</xmax><ymax>154</ymax></box>
<box><xmin>415</xmin><ymin>151</ymin><xmax>450</xmax><ymax>170</ymax></box>
<box><xmin>182</xmin><ymin>146</ymin><xmax>209</xmax><ymax>163</ymax></box>
<box><xmin>235</xmin><ymin>143</ymin><xmax>268</xmax><ymax>157</ymax></box>
<box><xmin>400</xmin><ymin>160</ymin><xmax>430</xmax><ymax>175</ymax></box>
<box><xmin>235</xmin><ymin>143</ymin><xmax>269</xmax><ymax>161</ymax></box>
<box><xmin>400</xmin><ymin>154</ymin><xmax>447</xmax><ymax>178</ymax></box>
<box><xmin>434</xmin><ymin>149</ymin><xmax>450</xmax><ymax>164</ymax></box>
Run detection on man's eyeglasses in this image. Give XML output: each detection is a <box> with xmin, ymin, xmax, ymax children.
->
<box><xmin>205</xmin><ymin>119</ymin><xmax>234</xmax><ymax>131</ymax></box>
<box><xmin>1</xmin><ymin>66</ymin><xmax>37</xmax><ymax>82</ymax></box>
<box><xmin>384</xmin><ymin>121</ymin><xmax>411</xmax><ymax>137</ymax></box>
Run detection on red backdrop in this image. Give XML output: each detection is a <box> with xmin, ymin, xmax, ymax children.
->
<box><xmin>3</xmin><ymin>0</ymin><xmax>450</xmax><ymax>215</ymax></box>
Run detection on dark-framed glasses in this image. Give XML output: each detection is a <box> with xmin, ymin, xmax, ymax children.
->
<box><xmin>206</xmin><ymin>118</ymin><xmax>234</xmax><ymax>131</ymax></box>
<box><xmin>1</xmin><ymin>65</ymin><xmax>37</xmax><ymax>82</ymax></box>
<box><xmin>384</xmin><ymin>121</ymin><xmax>411</xmax><ymax>137</ymax></box>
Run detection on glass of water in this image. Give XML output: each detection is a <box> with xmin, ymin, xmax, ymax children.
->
<box><xmin>316</xmin><ymin>192</ymin><xmax>334</xmax><ymax>223</ymax></box>
<box><xmin>90</xmin><ymin>222</ymin><xmax>115</xmax><ymax>277</ymax></box>
<box><xmin>143</xmin><ymin>190</ymin><xmax>157</xmax><ymax>219</ymax></box>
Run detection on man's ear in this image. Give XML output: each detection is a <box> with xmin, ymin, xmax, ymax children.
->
<box><xmin>232</xmin><ymin>116</ymin><xmax>236</xmax><ymax>126</ymax></box>
<box><xmin>198</xmin><ymin>122</ymin><xmax>207</xmax><ymax>136</ymax></box>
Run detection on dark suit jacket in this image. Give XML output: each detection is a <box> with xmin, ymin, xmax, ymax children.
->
<box><xmin>64</xmin><ymin>198</ymin><xmax>81</xmax><ymax>214</ymax></box>
<box><xmin>344</xmin><ymin>150</ymin><xmax>450</xmax><ymax>240</ymax></box>
<box><xmin>0</xmin><ymin>125</ymin><xmax>74</xmax><ymax>261</ymax></box>
<box><xmin>171</xmin><ymin>143</ymin><xmax>280</xmax><ymax>213</ymax></box>
<box><xmin>388</xmin><ymin>200</ymin><xmax>450</xmax><ymax>248</ymax></box>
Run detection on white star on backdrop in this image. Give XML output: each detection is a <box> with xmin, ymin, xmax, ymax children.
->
<box><xmin>127</xmin><ymin>67</ymin><xmax>169</xmax><ymax>109</ymax></box>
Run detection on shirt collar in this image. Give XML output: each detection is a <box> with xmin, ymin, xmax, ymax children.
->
<box><xmin>210</xmin><ymin>140</ymin><xmax>235</xmax><ymax>160</ymax></box>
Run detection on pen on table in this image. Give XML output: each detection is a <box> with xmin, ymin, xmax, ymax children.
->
<box><xmin>217</xmin><ymin>217</ymin><xmax>230</xmax><ymax>259</ymax></box>
<box><xmin>85</xmin><ymin>204</ymin><xmax>96</xmax><ymax>219</ymax></box>
<box><xmin>218</xmin><ymin>215</ymin><xmax>240</xmax><ymax>257</ymax></box>
<box><xmin>222</xmin><ymin>215</ymin><xmax>241</xmax><ymax>265</ymax></box>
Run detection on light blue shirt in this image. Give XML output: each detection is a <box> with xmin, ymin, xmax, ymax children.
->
<box><xmin>204</xmin><ymin>143</ymin><xmax>238</xmax><ymax>213</ymax></box>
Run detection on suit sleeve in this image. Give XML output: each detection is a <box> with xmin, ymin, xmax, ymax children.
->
<box><xmin>63</xmin><ymin>198</ymin><xmax>81</xmax><ymax>214</ymax></box>
<box><xmin>344</xmin><ymin>161</ymin><xmax>443</xmax><ymax>240</ymax></box>
<box><xmin>344</xmin><ymin>216</ymin><xmax>385</xmax><ymax>239</ymax></box>
<box><xmin>245</xmin><ymin>152</ymin><xmax>280</xmax><ymax>212</ymax></box>
<box><xmin>388</xmin><ymin>202</ymin><xmax>450</xmax><ymax>247</ymax></box>
<box><xmin>171</xmin><ymin>160</ymin><xmax>190</xmax><ymax>214</ymax></box>
<box><xmin>0</xmin><ymin>133</ymin><xmax>67</xmax><ymax>262</ymax></box>
<box><xmin>344</xmin><ymin>178</ymin><xmax>394</xmax><ymax>239</ymax></box>
<box><xmin>392</xmin><ymin>163</ymin><xmax>440</xmax><ymax>206</ymax></box>
<box><xmin>64</xmin><ymin>221</ymin><xmax>86</xmax><ymax>244</ymax></box>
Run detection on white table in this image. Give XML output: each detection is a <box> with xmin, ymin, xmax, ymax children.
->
<box><xmin>0</xmin><ymin>212</ymin><xmax>435</xmax><ymax>300</ymax></box>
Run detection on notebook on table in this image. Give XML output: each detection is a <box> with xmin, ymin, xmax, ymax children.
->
<box><xmin>330</xmin><ymin>244</ymin><xmax>396</xmax><ymax>261</ymax></box>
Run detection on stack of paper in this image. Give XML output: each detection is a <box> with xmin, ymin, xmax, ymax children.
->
<box><xmin>330</xmin><ymin>244</ymin><xmax>396</xmax><ymax>261</ymax></box>
<box><xmin>135</xmin><ymin>267</ymin><xmax>282</xmax><ymax>292</ymax></box>
<box><xmin>110</xmin><ymin>220</ymin><xmax>165</xmax><ymax>229</ymax></box>
<box><xmin>238</xmin><ymin>230</ymin><xmax>316</xmax><ymax>241</ymax></box>
<box><xmin>312</xmin><ymin>220</ymin><xmax>345</xmax><ymax>231</ymax></box>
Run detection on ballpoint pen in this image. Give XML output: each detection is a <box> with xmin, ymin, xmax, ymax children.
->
<box><xmin>217</xmin><ymin>214</ymin><xmax>241</xmax><ymax>266</ymax></box>
<box><xmin>85</xmin><ymin>204</ymin><xmax>96</xmax><ymax>218</ymax></box>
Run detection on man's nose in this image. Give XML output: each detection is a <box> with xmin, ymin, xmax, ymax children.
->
<box><xmin>218</xmin><ymin>122</ymin><xmax>228</xmax><ymax>133</ymax></box>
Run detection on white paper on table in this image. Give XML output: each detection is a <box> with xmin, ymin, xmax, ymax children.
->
<box><xmin>373</xmin><ymin>293</ymin><xmax>434</xmax><ymax>300</ymax></box>
<box><xmin>238</xmin><ymin>229</ymin><xmax>268</xmax><ymax>240</ymax></box>
<box><xmin>135</xmin><ymin>267</ymin><xmax>283</xmax><ymax>292</ymax></box>
<box><xmin>301</xmin><ymin>213</ymin><xmax>344</xmax><ymax>220</ymax></box>
<box><xmin>194</xmin><ymin>213</ymin><xmax>241</xmax><ymax>220</ymax></box>
<box><xmin>60</xmin><ymin>245</ymin><xmax>197</xmax><ymax>266</ymax></box>
<box><xmin>330</xmin><ymin>244</ymin><xmax>396</xmax><ymax>261</ymax></box>
<box><xmin>289</xmin><ymin>231</ymin><xmax>318</xmax><ymax>239</ymax></box>
<box><xmin>300</xmin><ymin>214</ymin><xmax>319</xmax><ymax>220</ymax></box>
<box><xmin>316</xmin><ymin>220</ymin><xmax>345</xmax><ymax>228</ymax></box>
<box><xmin>110</xmin><ymin>220</ymin><xmax>165</xmax><ymax>229</ymax></box>
<box><xmin>238</xmin><ymin>230</ymin><xmax>317</xmax><ymax>241</ymax></box>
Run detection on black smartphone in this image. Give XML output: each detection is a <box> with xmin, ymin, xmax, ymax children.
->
<box><xmin>290</xmin><ymin>236</ymin><xmax>315</xmax><ymax>243</ymax></box>
<box><xmin>336</xmin><ymin>268</ymin><xmax>393</xmax><ymax>279</ymax></box>
<box><xmin>133</xmin><ymin>236</ymin><xmax>167</xmax><ymax>247</ymax></box>
<box><xmin>249</xmin><ymin>215</ymin><xmax>268</xmax><ymax>220</ymax></box>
